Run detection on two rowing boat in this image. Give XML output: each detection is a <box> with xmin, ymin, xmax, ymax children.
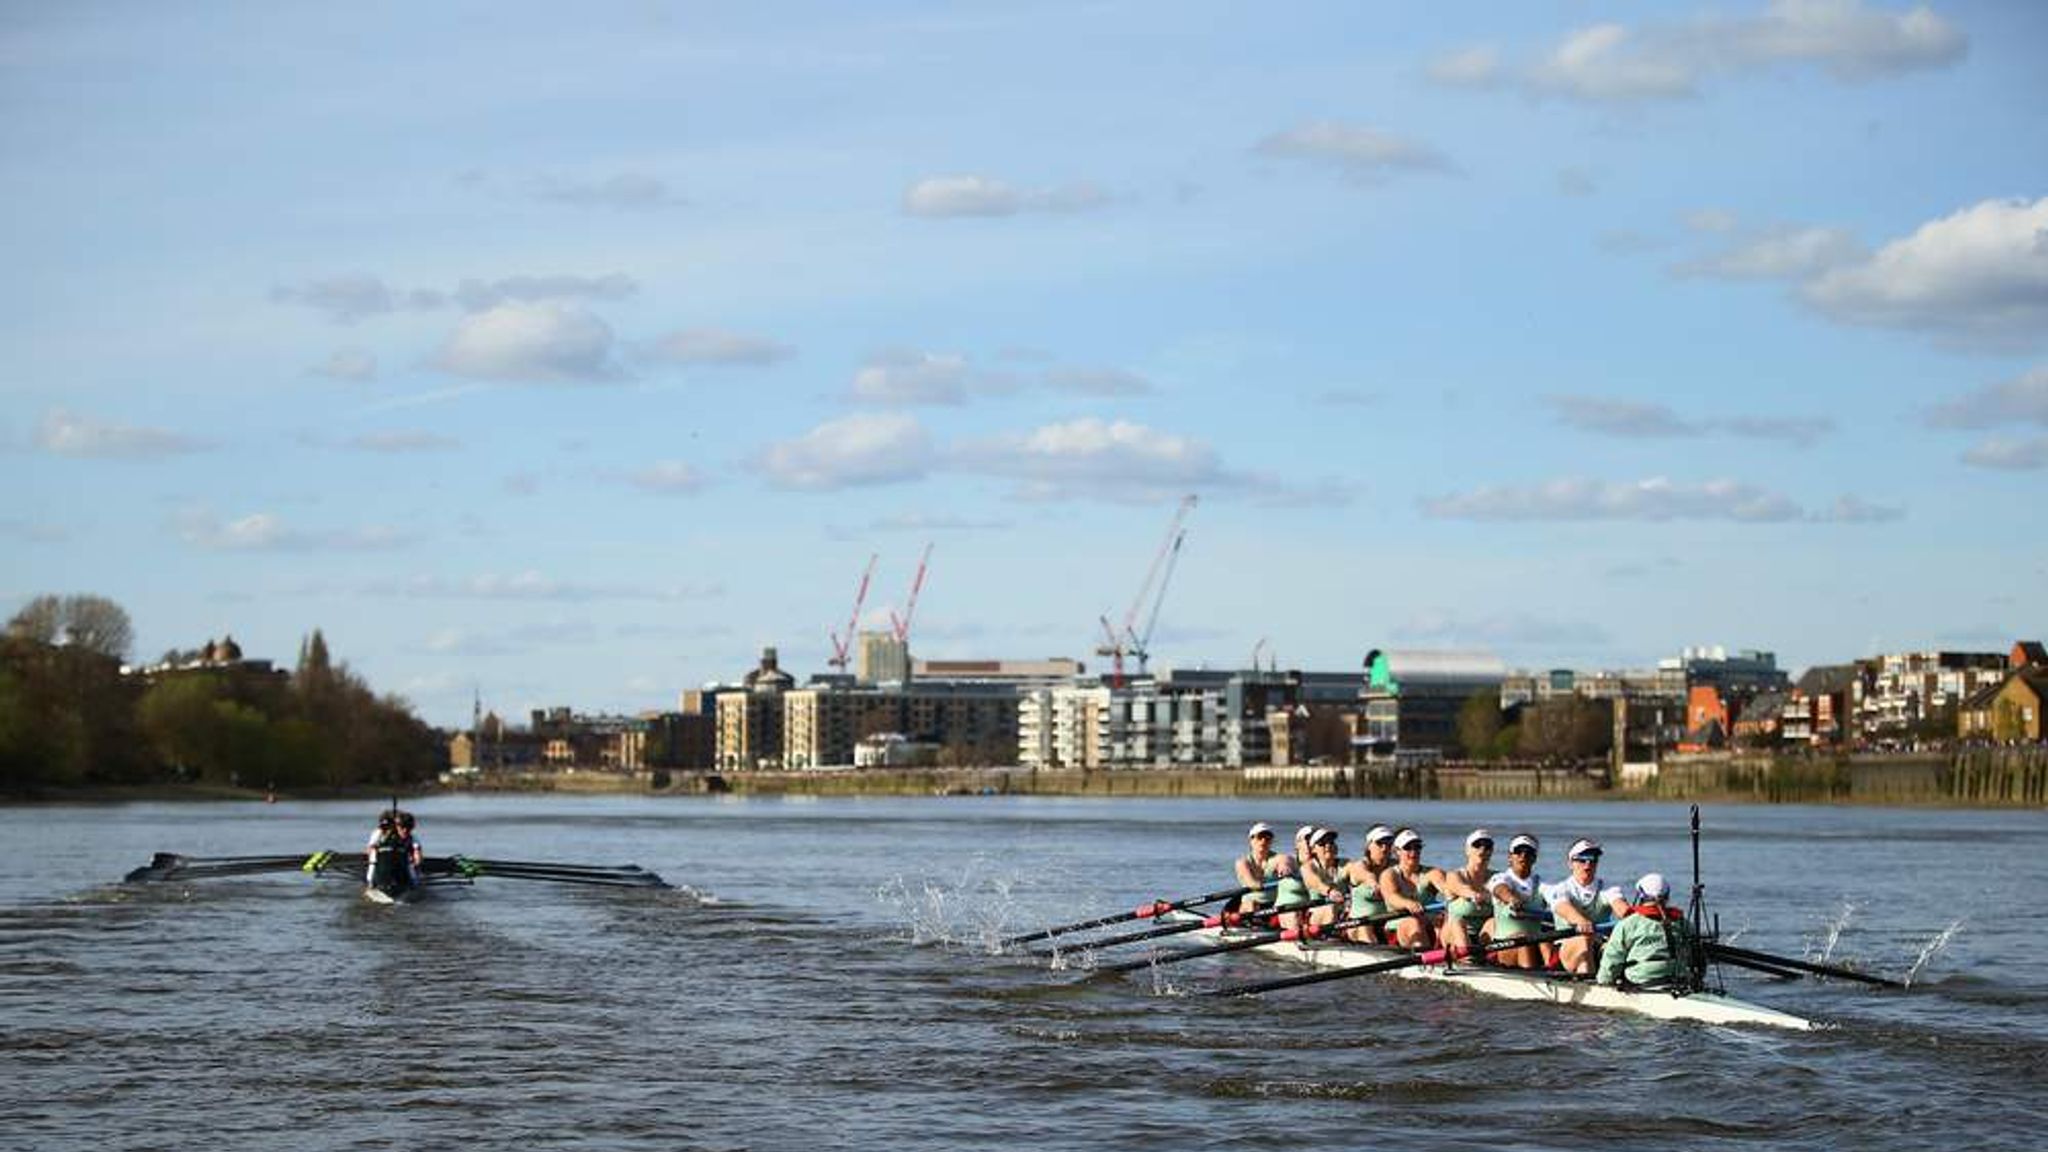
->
<box><xmin>1151</xmin><ymin>910</ymin><xmax>1815</xmax><ymax>1030</ymax></box>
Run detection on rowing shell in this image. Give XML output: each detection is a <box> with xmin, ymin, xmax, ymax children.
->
<box><xmin>1156</xmin><ymin>912</ymin><xmax>1816</xmax><ymax>1031</ymax></box>
<box><xmin>361</xmin><ymin>885</ymin><xmax>425</xmax><ymax>905</ymax></box>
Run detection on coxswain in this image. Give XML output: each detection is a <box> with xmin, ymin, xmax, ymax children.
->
<box><xmin>1597</xmin><ymin>873</ymin><xmax>1698</xmax><ymax>990</ymax></box>
<box><xmin>1340</xmin><ymin>824</ymin><xmax>1397</xmax><ymax>943</ymax></box>
<box><xmin>1488</xmin><ymin>833</ymin><xmax>1552</xmax><ymax>969</ymax></box>
<box><xmin>1301</xmin><ymin>827</ymin><xmax>1349</xmax><ymax>931</ymax></box>
<box><xmin>1233</xmin><ymin>822</ymin><xmax>1279</xmax><ymax>917</ymax></box>
<box><xmin>1545</xmin><ymin>837</ymin><xmax>1629</xmax><ymax>976</ymax></box>
<box><xmin>365</xmin><ymin>810</ymin><xmax>414</xmax><ymax>896</ymax></box>
<box><xmin>1379</xmin><ymin>828</ymin><xmax>1438</xmax><ymax>949</ymax></box>
<box><xmin>1435</xmin><ymin>828</ymin><xmax>1496</xmax><ymax>956</ymax></box>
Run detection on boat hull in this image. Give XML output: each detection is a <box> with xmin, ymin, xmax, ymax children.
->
<box><xmin>1157</xmin><ymin>914</ymin><xmax>1815</xmax><ymax>1030</ymax></box>
<box><xmin>361</xmin><ymin>885</ymin><xmax>424</xmax><ymax>905</ymax></box>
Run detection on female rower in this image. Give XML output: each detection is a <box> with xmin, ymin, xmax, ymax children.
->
<box><xmin>1597</xmin><ymin>873</ymin><xmax>1697</xmax><ymax>989</ymax></box>
<box><xmin>1379</xmin><ymin>828</ymin><xmax>1439</xmax><ymax>949</ymax></box>
<box><xmin>1435</xmin><ymin>828</ymin><xmax>1496</xmax><ymax>956</ymax></box>
<box><xmin>1488</xmin><ymin>833</ymin><xmax>1552</xmax><ymax>969</ymax></box>
<box><xmin>396</xmin><ymin>810</ymin><xmax>423</xmax><ymax>886</ymax></box>
<box><xmin>1340</xmin><ymin>824</ymin><xmax>1397</xmax><ymax>943</ymax></box>
<box><xmin>1233</xmin><ymin>822</ymin><xmax>1279</xmax><ymax>917</ymax></box>
<box><xmin>1270</xmin><ymin>853</ymin><xmax>1311</xmax><ymax>934</ymax></box>
<box><xmin>1547</xmin><ymin>837</ymin><xmax>1629</xmax><ymax>976</ymax></box>
<box><xmin>1301</xmin><ymin>827</ymin><xmax>1349</xmax><ymax>931</ymax></box>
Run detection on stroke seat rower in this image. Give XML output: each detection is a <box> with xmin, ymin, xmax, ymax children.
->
<box><xmin>364</xmin><ymin>811</ymin><xmax>416</xmax><ymax>898</ymax></box>
<box><xmin>1546</xmin><ymin>838</ymin><xmax>1629</xmax><ymax>976</ymax></box>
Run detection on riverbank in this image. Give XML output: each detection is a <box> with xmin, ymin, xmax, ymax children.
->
<box><xmin>13</xmin><ymin>747</ymin><xmax>2044</xmax><ymax>806</ymax></box>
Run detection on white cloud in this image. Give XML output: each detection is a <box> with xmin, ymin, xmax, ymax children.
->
<box><xmin>1545</xmin><ymin>396</ymin><xmax>1701</xmax><ymax>438</ymax></box>
<box><xmin>1255</xmin><ymin>122</ymin><xmax>1457</xmax><ymax>182</ymax></box>
<box><xmin>1676</xmin><ymin>226</ymin><xmax>1865</xmax><ymax>280</ymax></box>
<box><xmin>1683</xmin><ymin>208</ymin><xmax>1740</xmax><ymax>234</ymax></box>
<box><xmin>532</xmin><ymin>172</ymin><xmax>678</xmax><ymax>210</ymax></box>
<box><xmin>452</xmin><ymin>273</ymin><xmax>637</xmax><ymax>312</ymax></box>
<box><xmin>851</xmin><ymin>350</ymin><xmax>974</xmax><ymax>405</ymax></box>
<box><xmin>1721</xmin><ymin>416</ymin><xmax>1835</xmax><ymax>447</ymax></box>
<box><xmin>1925</xmin><ymin>366</ymin><xmax>2048</xmax><ymax>428</ymax></box>
<box><xmin>434</xmin><ymin>302</ymin><xmax>622</xmax><ymax>383</ymax></box>
<box><xmin>273</xmin><ymin>271</ymin><xmax>634</xmax><ymax>322</ymax></box>
<box><xmin>1433</xmin><ymin>1</ymin><xmax>1966</xmax><ymax>105</ymax></box>
<box><xmin>175</xmin><ymin>508</ymin><xmax>413</xmax><ymax>552</ymax></box>
<box><xmin>312</xmin><ymin>348</ymin><xmax>378</xmax><ymax>381</ymax></box>
<box><xmin>36</xmin><ymin>409</ymin><xmax>211</xmax><ymax>458</ymax></box>
<box><xmin>364</xmin><ymin>571</ymin><xmax>722</xmax><ymax>602</ymax></box>
<box><xmin>627</xmin><ymin>461</ymin><xmax>708</xmax><ymax>495</ymax></box>
<box><xmin>1426</xmin><ymin>45</ymin><xmax>1502</xmax><ymax>87</ymax></box>
<box><xmin>1803</xmin><ymin>197</ymin><xmax>2048</xmax><ymax>350</ymax></box>
<box><xmin>1419</xmin><ymin>476</ymin><xmax>1895</xmax><ymax>523</ymax></box>
<box><xmin>952</xmin><ymin>417</ymin><xmax>1240</xmax><ymax>503</ymax></box>
<box><xmin>1044</xmin><ymin>367</ymin><xmax>1153</xmax><ymax>396</ymax></box>
<box><xmin>647</xmin><ymin>327</ymin><xmax>794</xmax><ymax>367</ymax></box>
<box><xmin>1531</xmin><ymin>24</ymin><xmax>1697</xmax><ymax>102</ymax></box>
<box><xmin>269</xmin><ymin>274</ymin><xmax>438</xmax><ymax>323</ymax></box>
<box><xmin>753</xmin><ymin>412</ymin><xmax>932</xmax><ymax>490</ymax></box>
<box><xmin>903</xmin><ymin>175</ymin><xmax>1111</xmax><ymax>218</ymax></box>
<box><xmin>1961</xmin><ymin>436</ymin><xmax>2048</xmax><ymax>471</ymax></box>
<box><xmin>344</xmin><ymin>430</ymin><xmax>459</xmax><ymax>453</ymax></box>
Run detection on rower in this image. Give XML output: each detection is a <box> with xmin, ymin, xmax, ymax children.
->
<box><xmin>1340</xmin><ymin>824</ymin><xmax>1397</xmax><ymax>943</ymax></box>
<box><xmin>1233</xmin><ymin>822</ymin><xmax>1279</xmax><ymax>917</ymax></box>
<box><xmin>1379</xmin><ymin>828</ymin><xmax>1438</xmax><ymax>949</ymax></box>
<box><xmin>1488</xmin><ymin>833</ymin><xmax>1552</xmax><ymax>969</ymax></box>
<box><xmin>396</xmin><ymin>810</ymin><xmax>423</xmax><ymax>886</ymax></box>
<box><xmin>1435</xmin><ymin>828</ymin><xmax>1495</xmax><ymax>956</ymax></box>
<box><xmin>1546</xmin><ymin>837</ymin><xmax>1629</xmax><ymax>976</ymax></box>
<box><xmin>365</xmin><ymin>810</ymin><xmax>414</xmax><ymax>896</ymax></box>
<box><xmin>1597</xmin><ymin>873</ymin><xmax>1697</xmax><ymax>990</ymax></box>
<box><xmin>1300</xmin><ymin>827</ymin><xmax>1349</xmax><ymax>931</ymax></box>
<box><xmin>1270</xmin><ymin>852</ymin><xmax>1310</xmax><ymax>934</ymax></box>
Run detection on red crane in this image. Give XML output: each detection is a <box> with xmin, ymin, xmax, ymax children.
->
<box><xmin>1096</xmin><ymin>494</ymin><xmax>1197</xmax><ymax>687</ymax></box>
<box><xmin>827</xmin><ymin>554</ymin><xmax>878</xmax><ymax>671</ymax></box>
<box><xmin>889</xmin><ymin>543</ymin><xmax>932</xmax><ymax>645</ymax></box>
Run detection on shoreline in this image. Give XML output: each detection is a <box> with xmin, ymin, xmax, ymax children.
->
<box><xmin>13</xmin><ymin>748</ymin><xmax>2042</xmax><ymax>808</ymax></box>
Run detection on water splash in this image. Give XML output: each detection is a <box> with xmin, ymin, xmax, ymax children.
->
<box><xmin>1814</xmin><ymin>900</ymin><xmax>1859</xmax><ymax>963</ymax></box>
<box><xmin>1904</xmin><ymin>918</ymin><xmax>1966</xmax><ymax>988</ymax></box>
<box><xmin>873</xmin><ymin>857</ymin><xmax>1020</xmax><ymax>950</ymax></box>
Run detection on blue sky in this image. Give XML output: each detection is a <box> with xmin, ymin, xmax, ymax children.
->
<box><xmin>4</xmin><ymin>1</ymin><xmax>2044</xmax><ymax>726</ymax></box>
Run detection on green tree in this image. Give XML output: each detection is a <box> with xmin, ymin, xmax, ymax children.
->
<box><xmin>1457</xmin><ymin>690</ymin><xmax>1505</xmax><ymax>760</ymax></box>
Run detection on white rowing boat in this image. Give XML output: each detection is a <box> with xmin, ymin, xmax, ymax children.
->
<box><xmin>1157</xmin><ymin>912</ymin><xmax>1816</xmax><ymax>1031</ymax></box>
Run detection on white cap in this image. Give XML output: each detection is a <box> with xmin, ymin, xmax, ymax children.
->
<box><xmin>1294</xmin><ymin>824</ymin><xmax>1317</xmax><ymax>846</ymax></box>
<box><xmin>1248</xmin><ymin>822</ymin><xmax>1274</xmax><ymax>839</ymax></box>
<box><xmin>1509</xmin><ymin>833</ymin><xmax>1540</xmax><ymax>854</ymax></box>
<box><xmin>1466</xmin><ymin>828</ymin><xmax>1494</xmax><ymax>848</ymax></box>
<box><xmin>1393</xmin><ymin>829</ymin><xmax>1423</xmax><ymax>850</ymax></box>
<box><xmin>1634</xmin><ymin>873</ymin><xmax>1669</xmax><ymax>902</ymax></box>
<box><xmin>1567</xmin><ymin>838</ymin><xmax>1603</xmax><ymax>860</ymax></box>
<box><xmin>1365</xmin><ymin>824</ymin><xmax>1395</xmax><ymax>845</ymax></box>
<box><xmin>1311</xmin><ymin>827</ymin><xmax>1338</xmax><ymax>846</ymax></box>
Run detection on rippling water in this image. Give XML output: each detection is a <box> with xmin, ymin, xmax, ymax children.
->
<box><xmin>3</xmin><ymin>795</ymin><xmax>2044</xmax><ymax>1151</ymax></box>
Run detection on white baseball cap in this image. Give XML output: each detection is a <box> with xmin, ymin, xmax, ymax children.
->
<box><xmin>1508</xmin><ymin>834</ymin><xmax>1540</xmax><ymax>854</ymax></box>
<box><xmin>1248</xmin><ymin>822</ymin><xmax>1275</xmax><ymax>839</ymax></box>
<box><xmin>1393</xmin><ymin>829</ymin><xmax>1424</xmax><ymax>850</ymax></box>
<box><xmin>1634</xmin><ymin>873</ymin><xmax>1669</xmax><ymax>902</ymax></box>
<box><xmin>1567</xmin><ymin>838</ymin><xmax>1603</xmax><ymax>861</ymax></box>
<box><xmin>1466</xmin><ymin>828</ymin><xmax>1494</xmax><ymax>848</ymax></box>
<box><xmin>1294</xmin><ymin>824</ymin><xmax>1317</xmax><ymax>845</ymax></box>
<box><xmin>1311</xmin><ymin>827</ymin><xmax>1338</xmax><ymax>846</ymax></box>
<box><xmin>1365</xmin><ymin>824</ymin><xmax>1395</xmax><ymax>845</ymax></box>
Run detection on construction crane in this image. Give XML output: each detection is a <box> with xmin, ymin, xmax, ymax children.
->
<box><xmin>827</xmin><ymin>554</ymin><xmax>878</xmax><ymax>672</ymax></box>
<box><xmin>1096</xmin><ymin>494</ymin><xmax>1197</xmax><ymax>687</ymax></box>
<box><xmin>888</xmin><ymin>543</ymin><xmax>933</xmax><ymax>645</ymax></box>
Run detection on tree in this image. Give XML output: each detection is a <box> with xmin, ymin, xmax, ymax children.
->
<box><xmin>61</xmin><ymin>595</ymin><xmax>133</xmax><ymax>662</ymax></box>
<box><xmin>6</xmin><ymin>596</ymin><xmax>62</xmax><ymax>645</ymax></box>
<box><xmin>1457</xmin><ymin>690</ymin><xmax>1505</xmax><ymax>760</ymax></box>
<box><xmin>1518</xmin><ymin>697</ymin><xmax>1613</xmax><ymax>761</ymax></box>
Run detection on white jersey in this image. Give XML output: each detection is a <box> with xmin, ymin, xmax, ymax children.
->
<box><xmin>1543</xmin><ymin>875</ymin><xmax>1623</xmax><ymax>921</ymax></box>
<box><xmin>1487</xmin><ymin>869</ymin><xmax>1545</xmax><ymax>915</ymax></box>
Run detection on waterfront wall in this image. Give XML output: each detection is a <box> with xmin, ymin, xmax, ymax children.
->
<box><xmin>447</xmin><ymin>748</ymin><xmax>2048</xmax><ymax>807</ymax></box>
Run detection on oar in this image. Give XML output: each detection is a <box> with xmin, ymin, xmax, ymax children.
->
<box><xmin>1085</xmin><ymin>901</ymin><xmax>1437</xmax><ymax>977</ymax></box>
<box><xmin>997</xmin><ymin>883</ymin><xmax>1267</xmax><ymax>950</ymax></box>
<box><xmin>1031</xmin><ymin>910</ymin><xmax>1251</xmax><ymax>956</ymax></box>
<box><xmin>1706</xmin><ymin>942</ymin><xmax>1905</xmax><ymax>990</ymax></box>
<box><xmin>436</xmin><ymin>857</ymin><xmax>670</xmax><ymax>888</ymax></box>
<box><xmin>439</xmin><ymin>856</ymin><xmax>655</xmax><ymax>877</ymax></box>
<box><xmin>124</xmin><ymin>853</ymin><xmax>330</xmax><ymax>883</ymax></box>
<box><xmin>1706</xmin><ymin>949</ymin><xmax>1806</xmax><ymax>981</ymax></box>
<box><xmin>1206</xmin><ymin>927</ymin><xmax>1582</xmax><ymax>997</ymax></box>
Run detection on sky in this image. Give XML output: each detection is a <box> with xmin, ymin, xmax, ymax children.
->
<box><xmin>3</xmin><ymin>1</ymin><xmax>2044</xmax><ymax>727</ymax></box>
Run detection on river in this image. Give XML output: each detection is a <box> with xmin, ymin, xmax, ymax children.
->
<box><xmin>2</xmin><ymin>795</ymin><xmax>2043</xmax><ymax>1151</ymax></box>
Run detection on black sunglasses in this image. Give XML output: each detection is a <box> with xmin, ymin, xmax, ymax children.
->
<box><xmin>1470</xmin><ymin>841</ymin><xmax>1495</xmax><ymax>851</ymax></box>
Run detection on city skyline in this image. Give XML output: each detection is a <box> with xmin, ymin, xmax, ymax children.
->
<box><xmin>4</xmin><ymin>2</ymin><xmax>2044</xmax><ymax>727</ymax></box>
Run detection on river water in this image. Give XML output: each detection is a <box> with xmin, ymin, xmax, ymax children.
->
<box><xmin>2</xmin><ymin>795</ymin><xmax>2043</xmax><ymax>1151</ymax></box>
